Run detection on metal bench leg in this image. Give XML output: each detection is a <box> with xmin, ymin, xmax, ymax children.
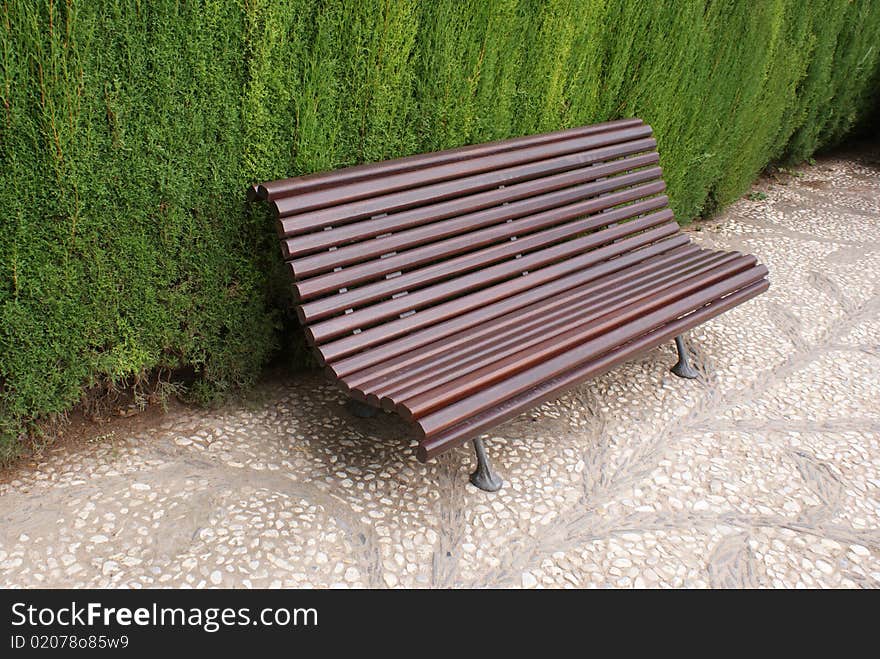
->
<box><xmin>346</xmin><ymin>398</ymin><xmax>378</xmax><ymax>418</ymax></box>
<box><xmin>469</xmin><ymin>438</ymin><xmax>503</xmax><ymax>492</ymax></box>
<box><xmin>670</xmin><ymin>334</ymin><xmax>699</xmax><ymax>379</ymax></box>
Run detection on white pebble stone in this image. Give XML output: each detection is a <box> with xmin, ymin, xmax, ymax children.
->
<box><xmin>522</xmin><ymin>572</ymin><xmax>538</xmax><ymax>588</ymax></box>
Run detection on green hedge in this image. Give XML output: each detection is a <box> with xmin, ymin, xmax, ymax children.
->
<box><xmin>2</xmin><ymin>0</ymin><xmax>879</xmax><ymax>461</ymax></box>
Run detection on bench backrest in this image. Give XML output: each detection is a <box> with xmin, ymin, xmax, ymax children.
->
<box><xmin>254</xmin><ymin>118</ymin><xmax>682</xmax><ymax>371</ymax></box>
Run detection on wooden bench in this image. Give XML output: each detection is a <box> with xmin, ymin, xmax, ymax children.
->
<box><xmin>251</xmin><ymin>118</ymin><xmax>769</xmax><ymax>491</ymax></box>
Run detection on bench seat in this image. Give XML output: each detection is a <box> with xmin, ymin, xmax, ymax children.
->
<box><xmin>252</xmin><ymin>118</ymin><xmax>769</xmax><ymax>488</ymax></box>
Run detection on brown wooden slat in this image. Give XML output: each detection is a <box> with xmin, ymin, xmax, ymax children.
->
<box><xmin>283</xmin><ymin>153</ymin><xmax>662</xmax><ymax>263</ymax></box>
<box><xmin>274</xmin><ymin>124</ymin><xmax>653</xmax><ymax>220</ymax></box>
<box><xmin>415</xmin><ymin>279</ymin><xmax>770</xmax><ymax>461</ymax></box>
<box><xmin>277</xmin><ymin>137</ymin><xmax>658</xmax><ymax>236</ymax></box>
<box><xmin>298</xmin><ymin>189</ymin><xmax>668</xmax><ymax>322</ymax></box>
<box><xmin>412</xmin><ymin>265</ymin><xmax>769</xmax><ymax>438</ymax></box>
<box><xmin>256</xmin><ymin>118</ymin><xmax>644</xmax><ymax>202</ymax></box>
<box><xmin>320</xmin><ymin>230</ymin><xmax>690</xmax><ymax>368</ymax></box>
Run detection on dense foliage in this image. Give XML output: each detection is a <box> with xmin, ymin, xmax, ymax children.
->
<box><xmin>2</xmin><ymin>0</ymin><xmax>879</xmax><ymax>461</ymax></box>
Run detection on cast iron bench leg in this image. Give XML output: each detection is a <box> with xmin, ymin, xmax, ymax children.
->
<box><xmin>671</xmin><ymin>334</ymin><xmax>699</xmax><ymax>379</ymax></box>
<box><xmin>346</xmin><ymin>398</ymin><xmax>378</xmax><ymax>418</ymax></box>
<box><xmin>470</xmin><ymin>437</ymin><xmax>503</xmax><ymax>492</ymax></box>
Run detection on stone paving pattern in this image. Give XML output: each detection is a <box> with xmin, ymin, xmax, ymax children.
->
<box><xmin>1</xmin><ymin>150</ymin><xmax>878</xmax><ymax>588</ymax></box>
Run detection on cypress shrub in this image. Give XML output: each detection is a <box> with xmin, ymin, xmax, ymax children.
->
<box><xmin>2</xmin><ymin>0</ymin><xmax>879</xmax><ymax>461</ymax></box>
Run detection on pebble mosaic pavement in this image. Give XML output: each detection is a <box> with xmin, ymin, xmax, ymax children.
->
<box><xmin>1</xmin><ymin>150</ymin><xmax>878</xmax><ymax>589</ymax></box>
